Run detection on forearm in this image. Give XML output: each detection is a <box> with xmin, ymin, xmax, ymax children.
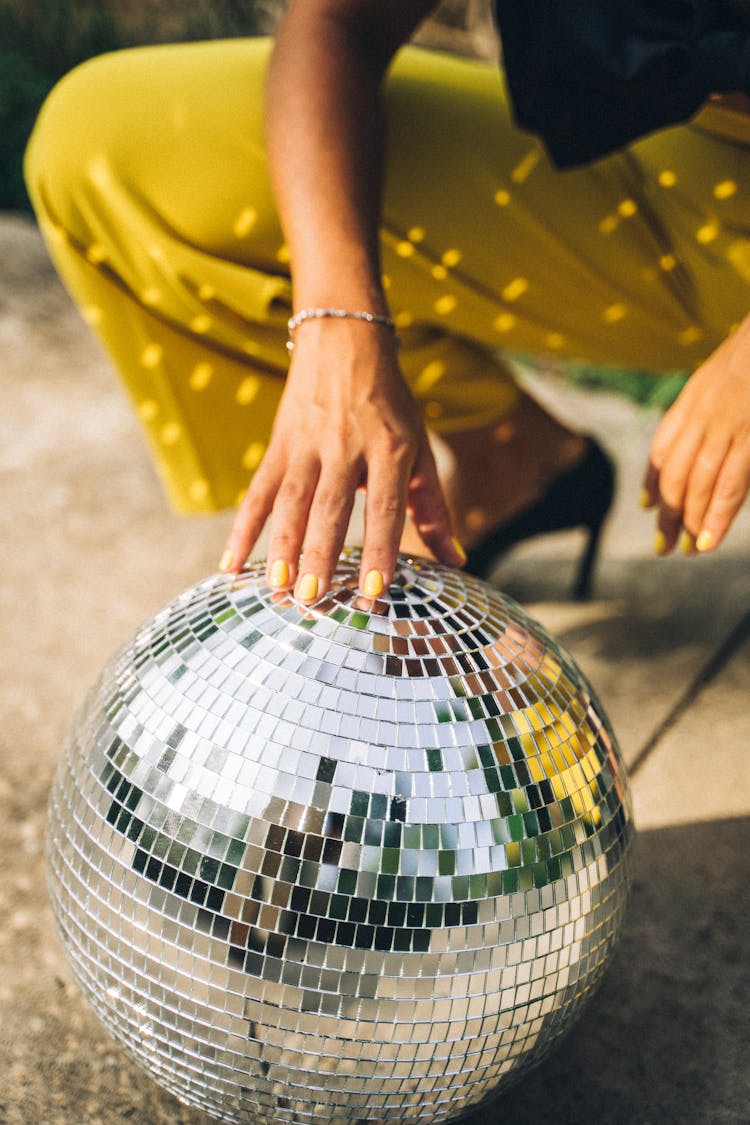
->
<box><xmin>266</xmin><ymin>0</ymin><xmax>436</xmax><ymax>311</ymax></box>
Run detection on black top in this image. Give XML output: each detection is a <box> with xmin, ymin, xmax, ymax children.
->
<box><xmin>494</xmin><ymin>0</ymin><xmax>750</xmax><ymax>167</ymax></box>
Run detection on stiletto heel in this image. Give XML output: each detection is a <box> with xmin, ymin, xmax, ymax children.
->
<box><xmin>572</xmin><ymin>512</ymin><xmax>605</xmax><ymax>601</ymax></box>
<box><xmin>464</xmin><ymin>437</ymin><xmax>615</xmax><ymax>600</ymax></box>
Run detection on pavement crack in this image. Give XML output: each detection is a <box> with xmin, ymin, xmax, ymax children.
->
<box><xmin>629</xmin><ymin>603</ymin><xmax>750</xmax><ymax>777</ymax></box>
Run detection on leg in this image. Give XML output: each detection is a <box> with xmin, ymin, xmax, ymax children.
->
<box><xmin>382</xmin><ymin>49</ymin><xmax>750</xmax><ymax>561</ymax></box>
<box><xmin>25</xmin><ymin>38</ymin><xmax>289</xmax><ymax>511</ymax></box>
<box><xmin>25</xmin><ymin>38</ymin><xmax>531</xmax><ymax>518</ymax></box>
<box><xmin>382</xmin><ymin>47</ymin><xmax>737</xmax><ymax>372</ymax></box>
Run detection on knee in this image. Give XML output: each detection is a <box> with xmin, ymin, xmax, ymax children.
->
<box><xmin>24</xmin><ymin>51</ymin><xmax>128</xmax><ymax>226</ymax></box>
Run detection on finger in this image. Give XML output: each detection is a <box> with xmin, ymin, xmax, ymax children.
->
<box><xmin>648</xmin><ymin>397</ymin><xmax>688</xmax><ymax>468</ymax></box>
<box><xmin>265</xmin><ymin>454</ymin><xmax>321</xmax><ymax>593</ymax></box>
<box><xmin>220</xmin><ymin>459</ymin><xmax>282</xmax><ymax>574</ymax></box>
<box><xmin>651</xmin><ymin>425</ymin><xmax>705</xmax><ymax>554</ymax></box>
<box><xmin>406</xmin><ymin>442</ymin><xmax>465</xmax><ymax>566</ymax></box>
<box><xmin>693</xmin><ymin>440</ymin><xmax>750</xmax><ymax>553</ymax></box>
<box><xmin>655</xmin><ymin>502</ymin><xmax>683</xmax><ymax>556</ymax></box>
<box><xmin>641</xmin><ymin>395</ymin><xmax>696</xmax><ymax>509</ymax></box>
<box><xmin>640</xmin><ymin>460</ymin><xmax>660</xmax><ymax>510</ymax></box>
<box><xmin>293</xmin><ymin>460</ymin><xmax>359</xmax><ymax>603</ymax></box>
<box><xmin>358</xmin><ymin>447</ymin><xmax>415</xmax><ymax>597</ymax></box>
<box><xmin>681</xmin><ymin>431</ymin><xmax>732</xmax><ymax>538</ymax></box>
<box><xmin>654</xmin><ymin>421</ymin><xmax>704</xmax><ymax>516</ymax></box>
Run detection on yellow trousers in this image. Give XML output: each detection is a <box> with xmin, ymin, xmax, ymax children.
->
<box><xmin>25</xmin><ymin>38</ymin><xmax>750</xmax><ymax>512</ymax></box>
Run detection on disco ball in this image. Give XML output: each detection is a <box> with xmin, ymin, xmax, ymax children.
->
<box><xmin>47</xmin><ymin>551</ymin><xmax>633</xmax><ymax>1123</ymax></box>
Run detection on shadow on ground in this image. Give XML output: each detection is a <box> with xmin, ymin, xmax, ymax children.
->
<box><xmin>494</xmin><ymin>546</ymin><xmax>750</xmax><ymax>629</ymax></box>
<box><xmin>465</xmin><ymin>815</ymin><xmax>750</xmax><ymax>1125</ymax></box>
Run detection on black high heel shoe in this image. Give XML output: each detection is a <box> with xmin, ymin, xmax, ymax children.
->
<box><xmin>463</xmin><ymin>438</ymin><xmax>615</xmax><ymax>600</ymax></box>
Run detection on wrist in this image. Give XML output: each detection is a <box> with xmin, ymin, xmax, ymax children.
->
<box><xmin>289</xmin><ymin>244</ymin><xmax>389</xmax><ymax>316</ymax></box>
<box><xmin>287</xmin><ymin>307</ymin><xmax>399</xmax><ymax>353</ymax></box>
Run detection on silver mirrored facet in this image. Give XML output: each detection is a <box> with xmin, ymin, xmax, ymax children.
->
<box><xmin>47</xmin><ymin>551</ymin><xmax>633</xmax><ymax>1123</ymax></box>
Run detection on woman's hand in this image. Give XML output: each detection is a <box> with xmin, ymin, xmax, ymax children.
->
<box><xmin>220</xmin><ymin>319</ymin><xmax>463</xmax><ymax>600</ymax></box>
<box><xmin>642</xmin><ymin>316</ymin><xmax>750</xmax><ymax>553</ymax></box>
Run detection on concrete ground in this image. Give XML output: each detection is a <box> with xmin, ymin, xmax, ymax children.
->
<box><xmin>1</xmin><ymin>212</ymin><xmax>748</xmax><ymax>1124</ymax></box>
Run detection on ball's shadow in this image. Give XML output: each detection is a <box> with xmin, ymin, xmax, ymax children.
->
<box><xmin>466</xmin><ymin>815</ymin><xmax>750</xmax><ymax>1125</ymax></box>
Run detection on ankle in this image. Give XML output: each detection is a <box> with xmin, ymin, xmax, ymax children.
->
<box><xmin>436</xmin><ymin>398</ymin><xmax>587</xmax><ymax>546</ymax></box>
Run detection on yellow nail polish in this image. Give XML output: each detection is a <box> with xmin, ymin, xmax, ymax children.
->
<box><xmin>297</xmin><ymin>573</ymin><xmax>318</xmax><ymax>602</ymax></box>
<box><xmin>696</xmin><ymin>529</ymin><xmax>713</xmax><ymax>552</ymax></box>
<box><xmin>639</xmin><ymin>488</ymin><xmax>651</xmax><ymax>510</ymax></box>
<box><xmin>451</xmin><ymin>536</ymin><xmax>467</xmax><ymax>564</ymax></box>
<box><xmin>269</xmin><ymin>559</ymin><xmax>290</xmax><ymax>588</ymax></box>
<box><xmin>218</xmin><ymin>548</ymin><xmax>234</xmax><ymax>571</ymax></box>
<box><xmin>680</xmin><ymin>531</ymin><xmax>694</xmax><ymax>555</ymax></box>
<box><xmin>654</xmin><ymin>530</ymin><xmax>667</xmax><ymax>556</ymax></box>
<box><xmin>363</xmin><ymin>569</ymin><xmax>384</xmax><ymax>598</ymax></box>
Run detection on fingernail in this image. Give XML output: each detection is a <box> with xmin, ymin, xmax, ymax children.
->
<box><xmin>363</xmin><ymin>569</ymin><xmax>384</xmax><ymax>598</ymax></box>
<box><xmin>218</xmin><ymin>548</ymin><xmax>234</xmax><ymax>572</ymax></box>
<box><xmin>451</xmin><ymin>536</ymin><xmax>467</xmax><ymax>564</ymax></box>
<box><xmin>269</xmin><ymin>559</ymin><xmax>290</xmax><ymax>588</ymax></box>
<box><xmin>654</xmin><ymin>530</ymin><xmax>667</xmax><ymax>556</ymax></box>
<box><xmin>639</xmin><ymin>488</ymin><xmax>651</xmax><ymax>510</ymax></box>
<box><xmin>696</xmin><ymin>529</ymin><xmax>713</xmax><ymax>552</ymax></box>
<box><xmin>680</xmin><ymin>531</ymin><xmax>694</xmax><ymax>555</ymax></box>
<box><xmin>297</xmin><ymin>573</ymin><xmax>319</xmax><ymax>602</ymax></box>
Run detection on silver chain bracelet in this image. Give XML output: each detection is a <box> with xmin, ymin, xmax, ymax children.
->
<box><xmin>286</xmin><ymin>307</ymin><xmax>399</xmax><ymax>352</ymax></box>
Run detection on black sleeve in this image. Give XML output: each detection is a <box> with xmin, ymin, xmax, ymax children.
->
<box><xmin>494</xmin><ymin>0</ymin><xmax>750</xmax><ymax>167</ymax></box>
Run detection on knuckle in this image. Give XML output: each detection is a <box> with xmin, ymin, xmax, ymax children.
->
<box><xmin>314</xmin><ymin>482</ymin><xmax>347</xmax><ymax>519</ymax></box>
<box><xmin>315</xmin><ymin>437</ymin><xmax>344</xmax><ymax>468</ymax></box>
<box><xmin>657</xmin><ymin>469</ymin><xmax>685</xmax><ymax>513</ymax></box>
<box><xmin>369</xmin><ymin>490</ymin><xmax>404</xmax><ymax>519</ymax></box>
<box><xmin>694</xmin><ymin>448</ymin><xmax>722</xmax><ymax>477</ymax></box>
<box><xmin>377</xmin><ymin>427</ymin><xmax>418</xmax><ymax>464</ymax></box>
<box><xmin>322</xmin><ymin>435</ymin><xmax>354</xmax><ymax>463</ymax></box>
<box><xmin>269</xmin><ymin>530</ymin><xmax>301</xmax><ymax>552</ymax></box>
<box><xmin>712</xmin><ymin>474</ymin><xmax>746</xmax><ymax>510</ymax></box>
<box><xmin>275</xmin><ymin>474</ymin><xmax>312</xmax><ymax>509</ymax></box>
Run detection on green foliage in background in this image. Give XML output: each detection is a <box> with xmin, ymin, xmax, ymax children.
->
<box><xmin>0</xmin><ymin>0</ymin><xmax>281</xmax><ymax>210</ymax></box>
<box><xmin>514</xmin><ymin>354</ymin><xmax>689</xmax><ymax>411</ymax></box>
<box><xmin>563</xmin><ymin>361</ymin><xmax>689</xmax><ymax>410</ymax></box>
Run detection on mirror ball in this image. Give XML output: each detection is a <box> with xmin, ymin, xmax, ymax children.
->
<box><xmin>47</xmin><ymin>551</ymin><xmax>633</xmax><ymax>1123</ymax></box>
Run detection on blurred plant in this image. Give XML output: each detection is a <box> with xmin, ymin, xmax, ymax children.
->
<box><xmin>562</xmin><ymin>361</ymin><xmax>689</xmax><ymax>409</ymax></box>
<box><xmin>0</xmin><ymin>0</ymin><xmax>284</xmax><ymax>210</ymax></box>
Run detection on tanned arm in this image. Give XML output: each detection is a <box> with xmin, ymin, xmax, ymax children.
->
<box><xmin>222</xmin><ymin>0</ymin><xmax>463</xmax><ymax>600</ymax></box>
